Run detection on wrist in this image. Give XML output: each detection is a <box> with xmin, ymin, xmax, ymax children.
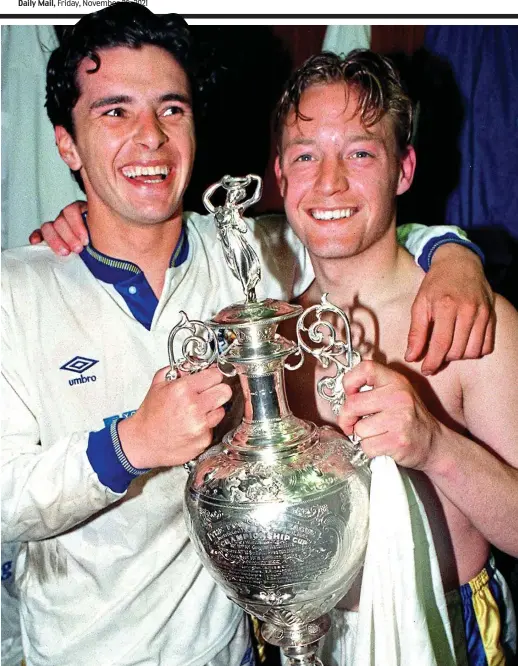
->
<box><xmin>421</xmin><ymin>420</ymin><xmax>457</xmax><ymax>478</ymax></box>
<box><xmin>116</xmin><ymin>415</ymin><xmax>150</xmax><ymax>471</ymax></box>
<box><xmin>432</xmin><ymin>243</ymin><xmax>483</xmax><ymax>267</ymax></box>
<box><xmin>87</xmin><ymin>419</ymin><xmax>148</xmax><ymax>493</ymax></box>
<box><xmin>422</xmin><ymin>234</ymin><xmax>485</xmax><ymax>272</ymax></box>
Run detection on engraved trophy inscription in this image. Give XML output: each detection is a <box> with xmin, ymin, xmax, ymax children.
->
<box><xmin>169</xmin><ymin>175</ymin><xmax>371</xmax><ymax>666</ymax></box>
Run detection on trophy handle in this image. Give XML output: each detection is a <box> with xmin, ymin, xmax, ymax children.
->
<box><xmin>166</xmin><ymin>312</ymin><xmax>219</xmax><ymax>381</ymax></box>
<box><xmin>295</xmin><ymin>296</ymin><xmax>369</xmax><ymax>466</ymax></box>
<box><xmin>295</xmin><ymin>294</ymin><xmax>360</xmax><ymax>416</ymax></box>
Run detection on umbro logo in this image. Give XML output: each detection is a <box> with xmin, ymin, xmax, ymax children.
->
<box><xmin>61</xmin><ymin>356</ymin><xmax>99</xmax><ymax>386</ymax></box>
<box><xmin>60</xmin><ymin>356</ymin><xmax>98</xmax><ymax>374</ymax></box>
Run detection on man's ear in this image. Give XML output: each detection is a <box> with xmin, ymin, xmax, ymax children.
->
<box><xmin>55</xmin><ymin>126</ymin><xmax>82</xmax><ymax>171</ymax></box>
<box><xmin>396</xmin><ymin>145</ymin><xmax>416</xmax><ymax>196</ymax></box>
<box><xmin>274</xmin><ymin>154</ymin><xmax>287</xmax><ymax>198</ymax></box>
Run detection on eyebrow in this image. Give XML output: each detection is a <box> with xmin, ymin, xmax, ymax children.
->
<box><xmin>89</xmin><ymin>92</ymin><xmax>192</xmax><ymax>111</ymax></box>
<box><xmin>345</xmin><ymin>133</ymin><xmax>384</xmax><ymax>144</ymax></box>
<box><xmin>284</xmin><ymin>133</ymin><xmax>383</xmax><ymax>147</ymax></box>
<box><xmin>283</xmin><ymin>137</ymin><xmax>316</xmax><ymax>150</ymax></box>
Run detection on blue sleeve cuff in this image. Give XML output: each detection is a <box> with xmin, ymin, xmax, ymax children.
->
<box><xmin>418</xmin><ymin>232</ymin><xmax>486</xmax><ymax>272</ymax></box>
<box><xmin>87</xmin><ymin>419</ymin><xmax>150</xmax><ymax>493</ymax></box>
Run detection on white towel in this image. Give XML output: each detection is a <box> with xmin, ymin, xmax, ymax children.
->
<box><xmin>352</xmin><ymin>456</ymin><xmax>457</xmax><ymax>666</ymax></box>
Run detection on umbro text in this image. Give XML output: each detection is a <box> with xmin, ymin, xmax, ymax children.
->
<box><xmin>69</xmin><ymin>375</ymin><xmax>97</xmax><ymax>386</ymax></box>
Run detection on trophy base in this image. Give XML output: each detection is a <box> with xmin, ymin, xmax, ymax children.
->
<box><xmin>261</xmin><ymin>614</ymin><xmax>330</xmax><ymax>666</ymax></box>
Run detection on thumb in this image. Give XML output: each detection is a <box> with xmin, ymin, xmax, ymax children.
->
<box><xmin>154</xmin><ymin>365</ymin><xmax>185</xmax><ymax>384</ymax></box>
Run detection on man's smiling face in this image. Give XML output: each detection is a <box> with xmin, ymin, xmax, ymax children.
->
<box><xmin>275</xmin><ymin>82</ymin><xmax>415</xmax><ymax>262</ymax></box>
<box><xmin>56</xmin><ymin>44</ymin><xmax>195</xmax><ymax>229</ymax></box>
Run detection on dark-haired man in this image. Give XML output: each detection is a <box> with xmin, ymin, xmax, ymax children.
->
<box><xmin>1</xmin><ymin>5</ymin><xmax>497</xmax><ymax>666</ymax></box>
<box><xmin>277</xmin><ymin>51</ymin><xmax>517</xmax><ymax>665</ymax></box>
<box><xmin>2</xmin><ymin>6</ymin><xmax>261</xmax><ymax>665</ymax></box>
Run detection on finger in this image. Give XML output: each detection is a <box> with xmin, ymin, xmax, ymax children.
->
<box><xmin>29</xmin><ymin>229</ymin><xmax>44</xmax><ymax>245</ymax></box>
<box><xmin>481</xmin><ymin>309</ymin><xmax>496</xmax><ymax>356</ymax></box>
<box><xmin>338</xmin><ymin>382</ymin><xmax>407</xmax><ymax>434</ymax></box>
<box><xmin>352</xmin><ymin>410</ymin><xmax>390</xmax><ymax>441</ymax></box>
<box><xmin>61</xmin><ymin>201</ymin><xmax>89</xmax><ymax>246</ymax></box>
<box><xmin>337</xmin><ymin>408</ymin><xmax>361</xmax><ymax>435</ymax></box>
<box><xmin>39</xmin><ymin>222</ymin><xmax>71</xmax><ymax>256</ymax></box>
<box><xmin>463</xmin><ymin>308</ymin><xmax>492</xmax><ymax>359</ymax></box>
<box><xmin>444</xmin><ymin>304</ymin><xmax>478</xmax><ymax>361</ymax></box>
<box><xmin>154</xmin><ymin>365</ymin><xmax>222</xmax><ymax>387</ymax></box>
<box><xmin>343</xmin><ymin>384</ymin><xmax>392</xmax><ymax>417</ymax></box>
<box><xmin>153</xmin><ymin>366</ymin><xmax>179</xmax><ymax>384</ymax></box>
<box><xmin>342</xmin><ymin>360</ymin><xmax>393</xmax><ymax>396</ymax></box>
<box><xmin>206</xmin><ymin>406</ymin><xmax>226</xmax><ymax>429</ymax></box>
<box><xmin>188</xmin><ymin>366</ymin><xmax>227</xmax><ymax>393</ymax></box>
<box><xmin>420</xmin><ymin>305</ymin><xmax>456</xmax><ymax>375</ymax></box>
<box><xmin>405</xmin><ymin>298</ymin><xmax>430</xmax><ymax>362</ymax></box>
<box><xmin>197</xmin><ymin>382</ymin><xmax>233</xmax><ymax>413</ymax></box>
<box><xmin>54</xmin><ymin>216</ymin><xmax>87</xmax><ymax>254</ymax></box>
<box><xmin>357</xmin><ymin>432</ymin><xmax>392</xmax><ymax>461</ymax></box>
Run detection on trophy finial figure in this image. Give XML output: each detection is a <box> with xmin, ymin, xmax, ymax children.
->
<box><xmin>202</xmin><ymin>174</ymin><xmax>263</xmax><ymax>303</ymax></box>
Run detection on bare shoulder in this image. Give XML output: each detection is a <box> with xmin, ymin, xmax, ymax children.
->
<box><xmin>458</xmin><ymin>293</ymin><xmax>518</xmax><ymax>463</ymax></box>
<box><xmin>464</xmin><ymin>294</ymin><xmax>518</xmax><ymax>378</ymax></box>
<box><xmin>493</xmin><ymin>294</ymin><xmax>518</xmax><ymax>347</ymax></box>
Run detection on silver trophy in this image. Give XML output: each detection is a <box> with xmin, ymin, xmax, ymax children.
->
<box><xmin>169</xmin><ymin>175</ymin><xmax>370</xmax><ymax>666</ymax></box>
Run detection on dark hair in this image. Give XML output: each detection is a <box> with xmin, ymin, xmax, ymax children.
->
<box><xmin>275</xmin><ymin>49</ymin><xmax>413</xmax><ymax>156</ymax></box>
<box><xmin>46</xmin><ymin>2</ymin><xmax>211</xmax><ymax>191</ymax></box>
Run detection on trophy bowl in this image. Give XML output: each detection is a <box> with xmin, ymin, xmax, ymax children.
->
<box><xmin>185</xmin><ymin>421</ymin><xmax>370</xmax><ymax>652</ymax></box>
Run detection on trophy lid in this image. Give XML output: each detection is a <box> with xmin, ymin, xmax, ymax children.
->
<box><xmin>210</xmin><ymin>298</ymin><xmax>302</xmax><ymax>330</ymax></box>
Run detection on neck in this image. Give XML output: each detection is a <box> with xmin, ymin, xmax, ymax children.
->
<box><xmin>308</xmin><ymin>227</ymin><xmax>411</xmax><ymax>311</ymax></box>
<box><xmin>86</xmin><ymin>206</ymin><xmax>183</xmax><ymax>298</ymax></box>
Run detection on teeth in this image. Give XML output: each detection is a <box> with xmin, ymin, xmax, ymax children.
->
<box><xmin>122</xmin><ymin>165</ymin><xmax>170</xmax><ymax>178</ymax></box>
<box><xmin>312</xmin><ymin>208</ymin><xmax>355</xmax><ymax>221</ymax></box>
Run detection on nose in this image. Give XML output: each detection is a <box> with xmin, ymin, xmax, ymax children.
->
<box><xmin>316</xmin><ymin>156</ymin><xmax>349</xmax><ymax>196</ymax></box>
<box><xmin>133</xmin><ymin>112</ymin><xmax>167</xmax><ymax>151</ymax></box>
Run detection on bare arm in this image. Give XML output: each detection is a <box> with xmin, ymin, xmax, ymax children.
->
<box><xmin>338</xmin><ymin>295</ymin><xmax>518</xmax><ymax>556</ymax></box>
<box><xmin>427</xmin><ymin>295</ymin><xmax>518</xmax><ymax>554</ymax></box>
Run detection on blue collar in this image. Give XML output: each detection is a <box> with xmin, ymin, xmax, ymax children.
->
<box><xmin>79</xmin><ymin>214</ymin><xmax>189</xmax><ymax>330</ymax></box>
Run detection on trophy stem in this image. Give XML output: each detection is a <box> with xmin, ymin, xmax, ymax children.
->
<box><xmin>240</xmin><ymin>368</ymin><xmax>291</xmax><ymax>423</ymax></box>
<box><xmin>261</xmin><ymin>615</ymin><xmax>330</xmax><ymax>666</ymax></box>
<box><xmin>283</xmin><ymin>646</ymin><xmax>325</xmax><ymax>666</ymax></box>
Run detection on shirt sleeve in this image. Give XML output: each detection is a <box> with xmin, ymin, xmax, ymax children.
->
<box><xmin>397</xmin><ymin>223</ymin><xmax>485</xmax><ymax>272</ymax></box>
<box><xmin>87</xmin><ymin>420</ymin><xmax>150</xmax><ymax>494</ymax></box>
